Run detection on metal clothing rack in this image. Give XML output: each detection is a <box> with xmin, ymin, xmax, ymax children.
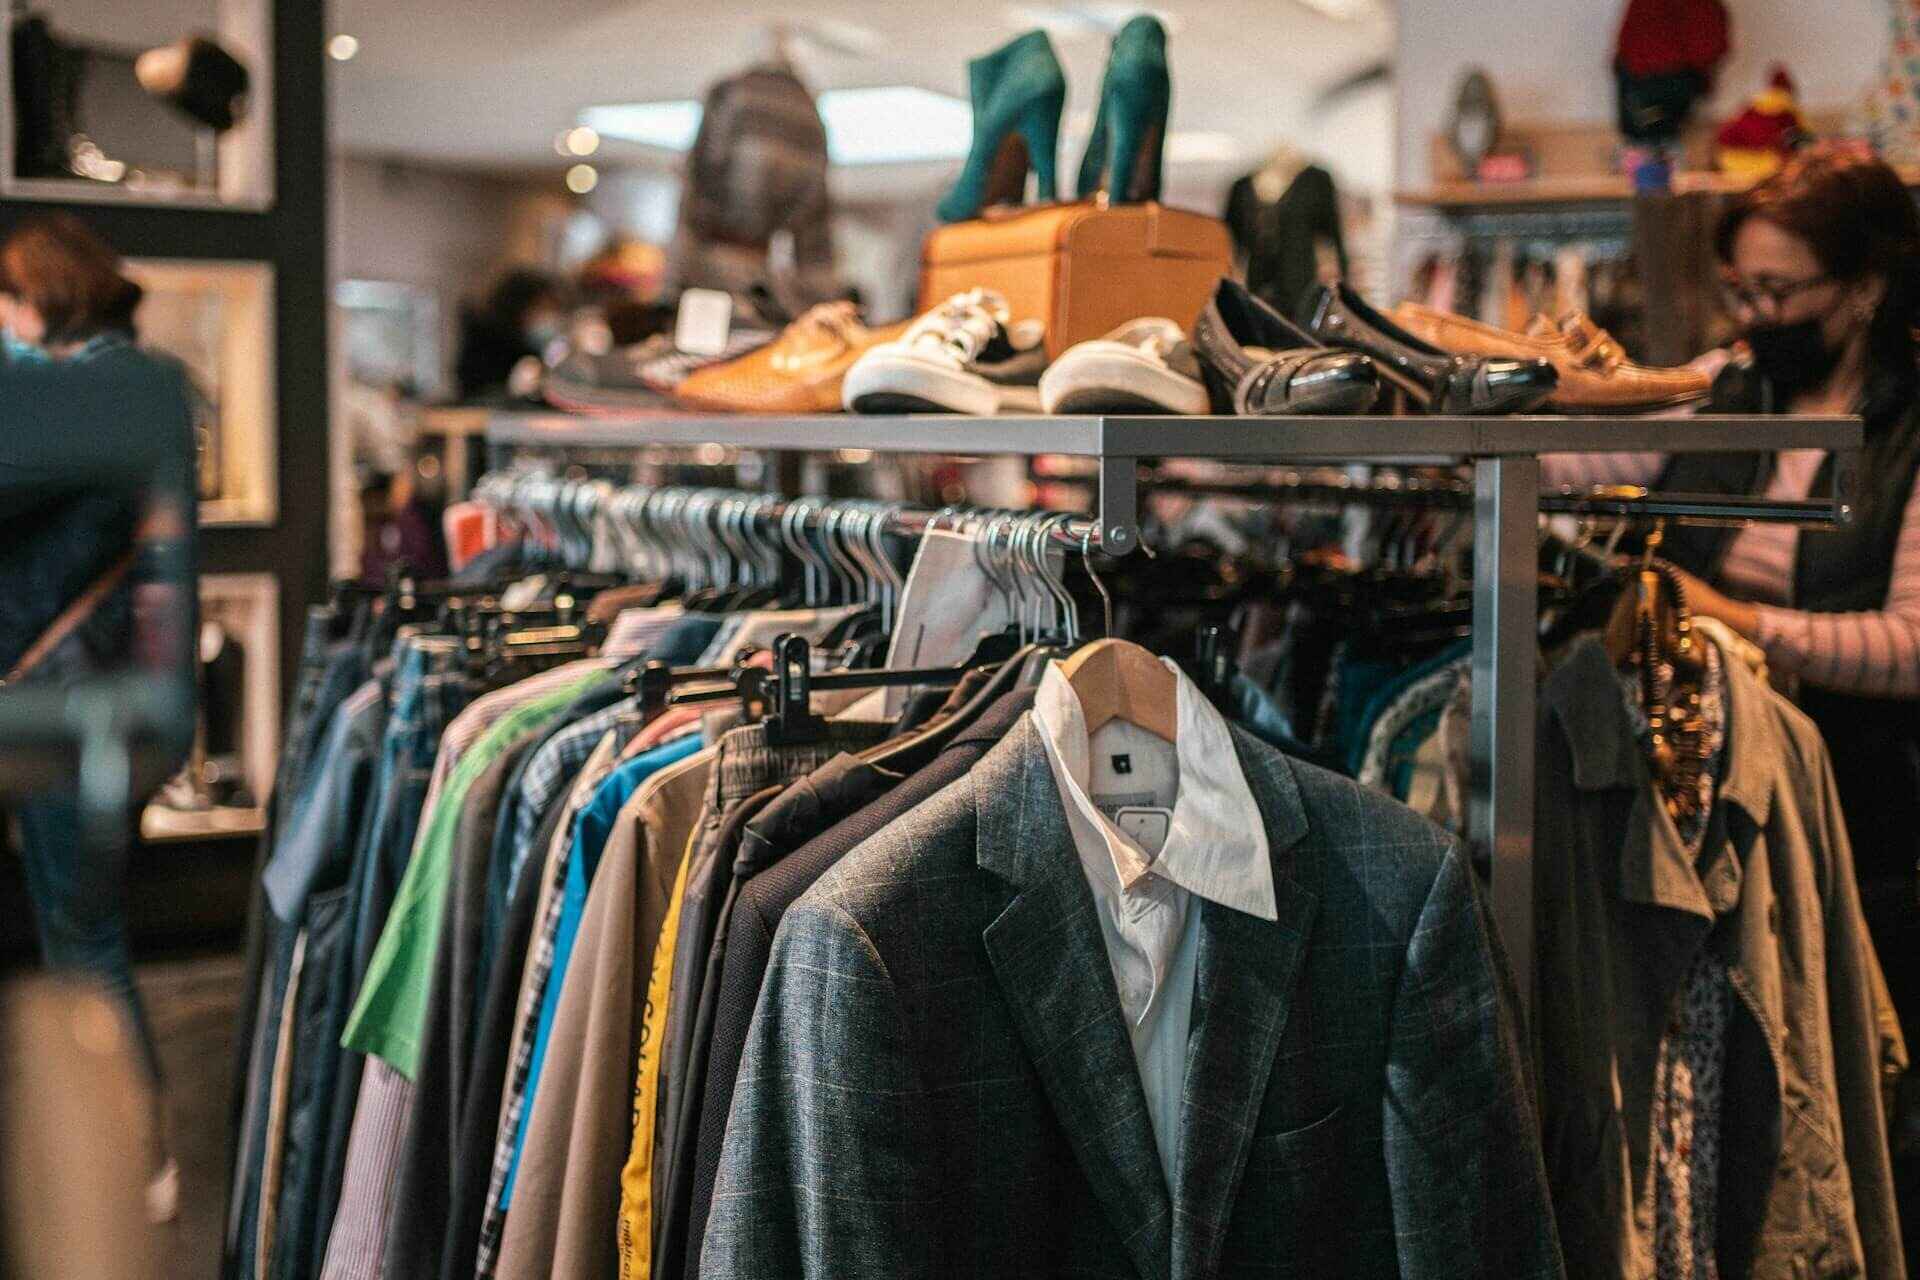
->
<box><xmin>486</xmin><ymin>409</ymin><xmax>1863</xmax><ymax>1008</ymax></box>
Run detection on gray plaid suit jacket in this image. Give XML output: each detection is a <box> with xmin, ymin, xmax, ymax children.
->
<box><xmin>701</xmin><ymin>715</ymin><xmax>1564</xmax><ymax>1279</ymax></box>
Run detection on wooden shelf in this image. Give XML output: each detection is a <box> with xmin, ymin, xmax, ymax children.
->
<box><xmin>141</xmin><ymin>805</ymin><xmax>268</xmax><ymax>843</ymax></box>
<box><xmin>1396</xmin><ymin>176</ymin><xmax>1636</xmax><ymax>207</ymax></box>
<box><xmin>1397</xmin><ymin>166</ymin><xmax>1920</xmax><ymax>210</ymax></box>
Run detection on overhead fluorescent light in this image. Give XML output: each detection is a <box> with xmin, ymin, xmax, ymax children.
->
<box><xmin>1165</xmin><ymin>131</ymin><xmax>1242</xmax><ymax>165</ymax></box>
<box><xmin>1289</xmin><ymin>0</ymin><xmax>1379</xmax><ymax>20</ymax></box>
<box><xmin>580</xmin><ymin>86</ymin><xmax>973</xmax><ymax>166</ymax></box>
<box><xmin>579</xmin><ymin>99</ymin><xmax>704</xmax><ymax>153</ymax></box>
<box><xmin>1004</xmin><ymin>6</ymin><xmax>1183</xmax><ymax>37</ymax></box>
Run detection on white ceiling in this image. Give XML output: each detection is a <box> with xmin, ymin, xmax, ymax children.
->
<box><xmin>325</xmin><ymin>1</ymin><xmax>1395</xmax><ymax>194</ymax></box>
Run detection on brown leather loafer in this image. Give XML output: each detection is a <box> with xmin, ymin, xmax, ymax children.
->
<box><xmin>673</xmin><ymin>303</ymin><xmax>908</xmax><ymax>414</ymax></box>
<box><xmin>1388</xmin><ymin>302</ymin><xmax>1711</xmax><ymax>414</ymax></box>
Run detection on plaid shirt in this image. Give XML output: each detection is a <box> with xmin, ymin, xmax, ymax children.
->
<box><xmin>417</xmin><ymin>607</ymin><xmax>681</xmax><ymax>827</ymax></box>
<box><xmin>474</xmin><ymin>718</ymin><xmax>648</xmax><ymax>1277</ymax></box>
<box><xmin>505</xmin><ymin>702</ymin><xmax>649</xmax><ymax>898</ymax></box>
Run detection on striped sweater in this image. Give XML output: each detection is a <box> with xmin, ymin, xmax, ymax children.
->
<box><xmin>1543</xmin><ymin>450</ymin><xmax>1920</xmax><ymax>697</ymax></box>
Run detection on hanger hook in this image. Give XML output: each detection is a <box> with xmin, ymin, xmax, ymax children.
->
<box><xmin>977</xmin><ymin>512</ymin><xmax>1018</xmax><ymax>642</ymax></box>
<box><xmin>1081</xmin><ymin>523</ymin><xmax>1114</xmax><ymax>641</ymax></box>
<box><xmin>1019</xmin><ymin>514</ymin><xmax>1055</xmax><ymax>641</ymax></box>
<box><xmin>1021</xmin><ymin>514</ymin><xmax>1052</xmax><ymax>644</ymax></box>
<box><xmin>1047</xmin><ymin>513</ymin><xmax>1081</xmax><ymax>645</ymax></box>
<box><xmin>781</xmin><ymin>498</ymin><xmax>817</xmax><ymax>605</ymax></box>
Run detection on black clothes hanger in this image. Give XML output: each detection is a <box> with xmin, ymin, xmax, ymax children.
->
<box><xmin>858</xmin><ymin>633</ymin><xmax>1040</xmax><ymax>774</ymax></box>
<box><xmin>1193</xmin><ymin>623</ymin><xmax>1240</xmax><ymax>708</ymax></box>
<box><xmin>667</xmin><ymin>634</ymin><xmax>1013</xmax><ymax>747</ymax></box>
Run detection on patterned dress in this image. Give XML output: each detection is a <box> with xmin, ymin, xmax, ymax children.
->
<box><xmin>1620</xmin><ymin>642</ymin><xmax>1731</xmax><ymax>1280</ymax></box>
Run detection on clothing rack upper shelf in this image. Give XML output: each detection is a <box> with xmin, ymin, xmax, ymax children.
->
<box><xmin>486</xmin><ymin>410</ymin><xmax>1858</xmax><ymax>461</ymax></box>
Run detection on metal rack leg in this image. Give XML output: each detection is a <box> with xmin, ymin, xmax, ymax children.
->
<box><xmin>1470</xmin><ymin>456</ymin><xmax>1540</xmax><ymax>1011</ymax></box>
<box><xmin>1097</xmin><ymin>456</ymin><xmax>1139</xmax><ymax>555</ymax></box>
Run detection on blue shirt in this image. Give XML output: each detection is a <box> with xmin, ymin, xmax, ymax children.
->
<box><xmin>0</xmin><ymin>341</ymin><xmax>196</xmax><ymax>679</ymax></box>
<box><xmin>500</xmin><ymin>731</ymin><xmax>704</xmax><ymax>1204</ymax></box>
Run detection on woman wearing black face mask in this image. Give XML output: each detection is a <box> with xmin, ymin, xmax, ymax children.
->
<box><xmin>1666</xmin><ymin>149</ymin><xmax>1920</xmax><ymax>903</ymax></box>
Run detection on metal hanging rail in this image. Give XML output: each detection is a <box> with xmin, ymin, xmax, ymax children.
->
<box><xmin>1118</xmin><ymin>473</ymin><xmax>1852</xmax><ymax>527</ymax></box>
<box><xmin>485</xmin><ymin>407</ymin><xmax>1864</xmax><ymax>1010</ymax></box>
<box><xmin>472</xmin><ymin>471</ymin><xmax>1103</xmax><ymax>549</ymax></box>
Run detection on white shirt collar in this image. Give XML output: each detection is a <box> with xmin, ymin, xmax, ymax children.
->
<box><xmin>601</xmin><ymin>604</ymin><xmax>684</xmax><ymax>659</ymax></box>
<box><xmin>1032</xmin><ymin>656</ymin><xmax>1276</xmax><ymax>922</ymax></box>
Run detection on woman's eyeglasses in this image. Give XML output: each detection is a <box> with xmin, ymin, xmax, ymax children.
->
<box><xmin>1718</xmin><ymin>273</ymin><xmax>1833</xmax><ymax>316</ymax></box>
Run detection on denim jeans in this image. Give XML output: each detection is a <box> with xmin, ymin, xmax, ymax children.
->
<box><xmin>14</xmin><ymin>791</ymin><xmax>163</xmax><ymax>1089</ymax></box>
<box><xmin>309</xmin><ymin>632</ymin><xmax>472</xmax><ymax>1275</ymax></box>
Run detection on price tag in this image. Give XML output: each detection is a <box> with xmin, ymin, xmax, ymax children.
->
<box><xmin>1113</xmin><ymin>806</ymin><xmax>1173</xmax><ymax>855</ymax></box>
<box><xmin>674</xmin><ymin>288</ymin><xmax>734</xmax><ymax>357</ymax></box>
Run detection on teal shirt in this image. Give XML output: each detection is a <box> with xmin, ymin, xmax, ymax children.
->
<box><xmin>342</xmin><ymin>677</ymin><xmax>599</xmax><ymax>1077</ymax></box>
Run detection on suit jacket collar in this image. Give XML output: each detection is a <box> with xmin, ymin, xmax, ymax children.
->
<box><xmin>952</xmin><ymin>685</ymin><xmax>1037</xmax><ymax>749</ymax></box>
<box><xmin>976</xmin><ymin>716</ymin><xmax>1315</xmax><ymax>1280</ymax></box>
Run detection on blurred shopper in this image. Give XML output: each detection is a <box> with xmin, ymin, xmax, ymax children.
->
<box><xmin>0</xmin><ymin>213</ymin><xmax>198</xmax><ymax>1222</ymax></box>
<box><xmin>454</xmin><ymin>268</ymin><xmax>565</xmax><ymax>400</ymax></box>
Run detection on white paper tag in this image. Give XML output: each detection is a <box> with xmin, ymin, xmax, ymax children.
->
<box><xmin>499</xmin><ymin>575</ymin><xmax>546</xmax><ymax>612</ymax></box>
<box><xmin>883</xmin><ymin>529</ymin><xmax>1062</xmax><ymax>716</ymax></box>
<box><xmin>674</xmin><ymin>288</ymin><xmax>734</xmax><ymax>357</ymax></box>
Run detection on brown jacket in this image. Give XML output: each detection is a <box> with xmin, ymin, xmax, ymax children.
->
<box><xmin>495</xmin><ymin>750</ymin><xmax>713</xmax><ymax>1280</ymax></box>
<box><xmin>1535</xmin><ymin>636</ymin><xmax>1908</xmax><ymax>1280</ymax></box>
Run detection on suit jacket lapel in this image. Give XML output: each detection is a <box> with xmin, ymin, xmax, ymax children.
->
<box><xmin>1172</xmin><ymin>731</ymin><xmax>1317</xmax><ymax>1280</ymax></box>
<box><xmin>977</xmin><ymin>718</ymin><xmax>1174</xmax><ymax>1280</ymax></box>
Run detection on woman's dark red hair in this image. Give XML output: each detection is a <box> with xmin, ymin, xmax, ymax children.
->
<box><xmin>0</xmin><ymin>213</ymin><xmax>142</xmax><ymax>344</ymax></box>
<box><xmin>1715</xmin><ymin>144</ymin><xmax>1920</xmax><ymax>379</ymax></box>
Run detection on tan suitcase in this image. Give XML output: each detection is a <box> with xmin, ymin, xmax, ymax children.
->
<box><xmin>918</xmin><ymin>201</ymin><xmax>1231</xmax><ymax>360</ymax></box>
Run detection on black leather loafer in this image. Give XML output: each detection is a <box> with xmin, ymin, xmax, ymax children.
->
<box><xmin>1296</xmin><ymin>281</ymin><xmax>1557</xmax><ymax>415</ymax></box>
<box><xmin>1192</xmin><ymin>279</ymin><xmax>1378</xmax><ymax>415</ymax></box>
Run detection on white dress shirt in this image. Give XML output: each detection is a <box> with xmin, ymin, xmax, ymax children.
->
<box><xmin>1032</xmin><ymin>656</ymin><xmax>1276</xmax><ymax>1187</ymax></box>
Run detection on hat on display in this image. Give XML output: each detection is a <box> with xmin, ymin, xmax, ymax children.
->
<box><xmin>1611</xmin><ymin>0</ymin><xmax>1730</xmax><ymax>145</ymax></box>
<box><xmin>135</xmin><ymin>36</ymin><xmax>251</xmax><ymax>133</ymax></box>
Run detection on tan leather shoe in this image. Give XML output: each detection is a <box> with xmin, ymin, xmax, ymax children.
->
<box><xmin>672</xmin><ymin>302</ymin><xmax>908</xmax><ymax>414</ymax></box>
<box><xmin>1389</xmin><ymin>301</ymin><xmax>1710</xmax><ymax>413</ymax></box>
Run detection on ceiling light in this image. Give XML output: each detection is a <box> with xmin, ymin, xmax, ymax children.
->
<box><xmin>1164</xmin><ymin>131</ymin><xmax>1242</xmax><ymax>165</ymax></box>
<box><xmin>579</xmin><ymin>100</ymin><xmax>703</xmax><ymax>153</ymax></box>
<box><xmin>580</xmin><ymin>86</ymin><xmax>973</xmax><ymax>166</ymax></box>
<box><xmin>327</xmin><ymin>34</ymin><xmax>359</xmax><ymax>61</ymax></box>
<box><xmin>1288</xmin><ymin>0</ymin><xmax>1379</xmax><ymax>19</ymax></box>
<box><xmin>1004</xmin><ymin>6</ymin><xmax>1183</xmax><ymax>37</ymax></box>
<box><xmin>565</xmin><ymin>163</ymin><xmax>598</xmax><ymax>194</ymax></box>
<box><xmin>564</xmin><ymin>125</ymin><xmax>600</xmax><ymax>157</ymax></box>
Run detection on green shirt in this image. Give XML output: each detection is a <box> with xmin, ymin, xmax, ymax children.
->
<box><xmin>342</xmin><ymin>676</ymin><xmax>602</xmax><ymax>1077</ymax></box>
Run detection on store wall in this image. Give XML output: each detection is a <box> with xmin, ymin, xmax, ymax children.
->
<box><xmin>331</xmin><ymin>155</ymin><xmax>569</xmax><ymax>376</ymax></box>
<box><xmin>327</xmin><ymin>155</ymin><xmax>570</xmax><ymax>575</ymax></box>
<box><xmin>1394</xmin><ymin>0</ymin><xmax>1889</xmax><ymax>187</ymax></box>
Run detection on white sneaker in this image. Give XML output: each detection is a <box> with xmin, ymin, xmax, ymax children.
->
<box><xmin>842</xmin><ymin>289</ymin><xmax>1048</xmax><ymax>414</ymax></box>
<box><xmin>146</xmin><ymin>1157</ymin><xmax>180</xmax><ymax>1225</ymax></box>
<box><xmin>1039</xmin><ymin>317</ymin><xmax>1209</xmax><ymax>415</ymax></box>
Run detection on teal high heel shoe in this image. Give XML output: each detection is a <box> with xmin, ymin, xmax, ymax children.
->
<box><xmin>937</xmin><ymin>30</ymin><xmax>1065</xmax><ymax>224</ymax></box>
<box><xmin>1075</xmin><ymin>15</ymin><xmax>1171</xmax><ymax>204</ymax></box>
